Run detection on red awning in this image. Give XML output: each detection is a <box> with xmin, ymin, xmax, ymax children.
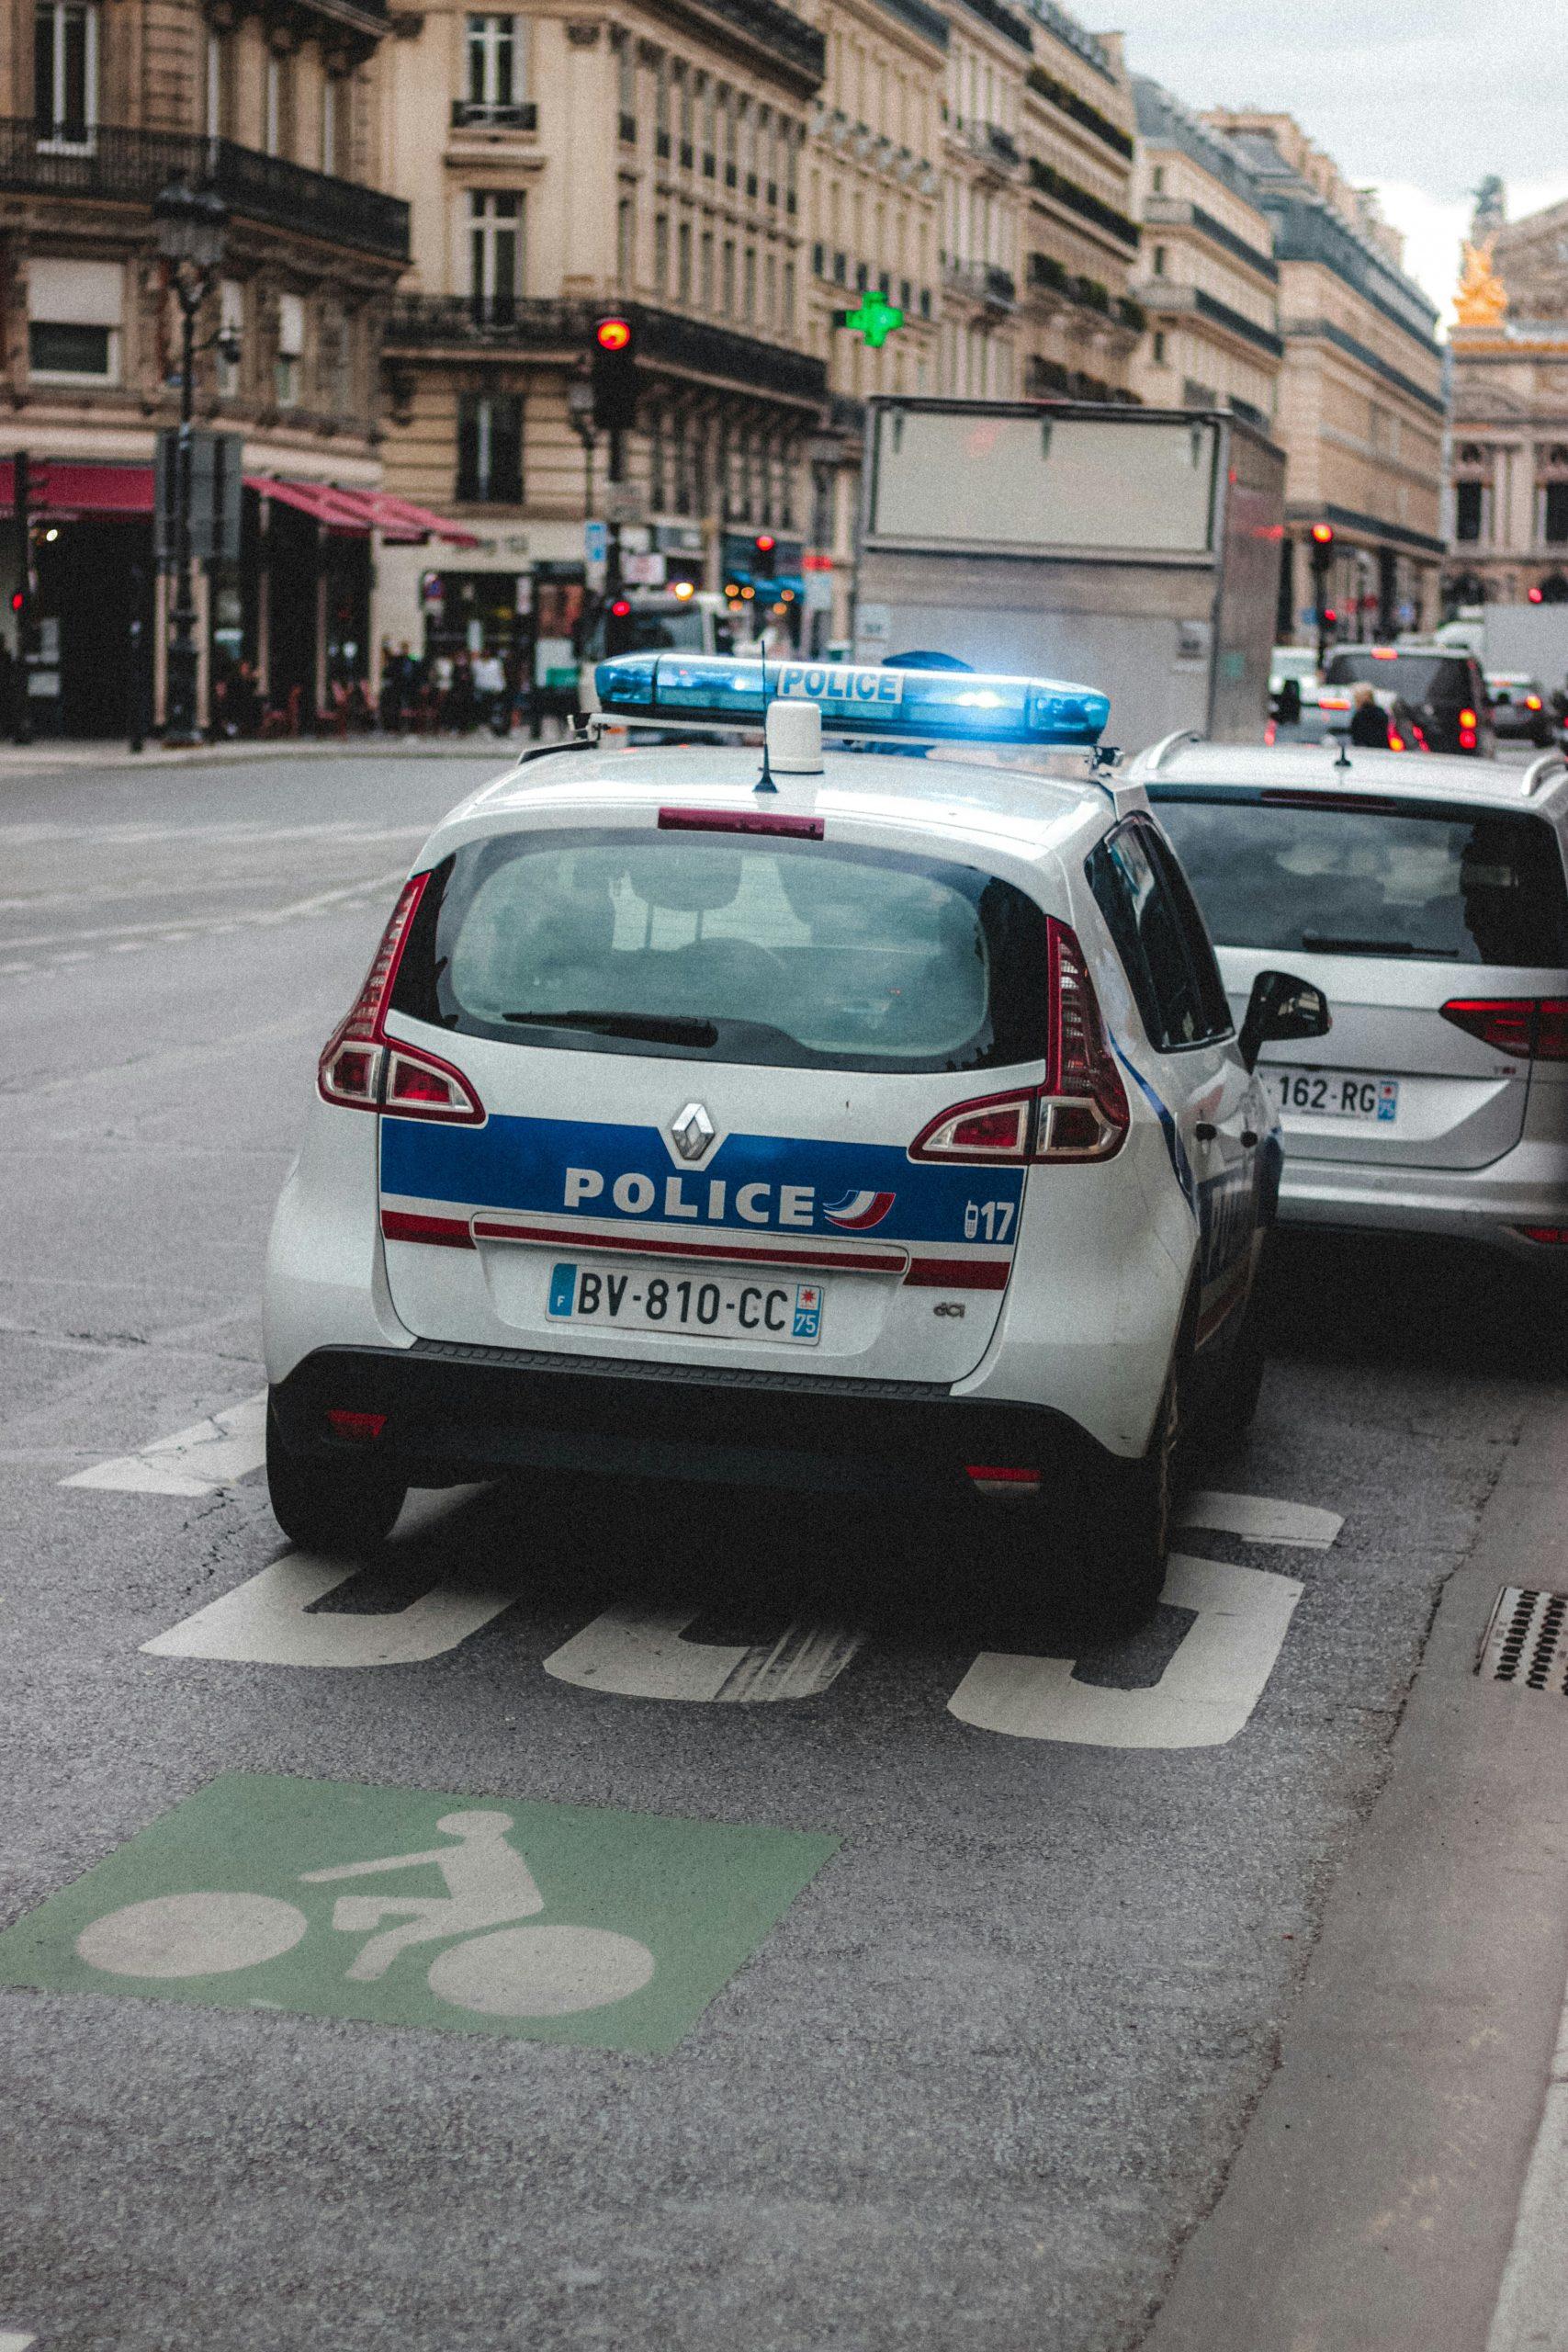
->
<box><xmin>246</xmin><ymin>476</ymin><xmax>480</xmax><ymax>548</ymax></box>
<box><xmin>359</xmin><ymin>491</ymin><xmax>481</xmax><ymax>549</ymax></box>
<box><xmin>0</xmin><ymin>460</ymin><xmax>153</xmax><ymax>516</ymax></box>
<box><xmin>244</xmin><ymin>474</ymin><xmax>376</xmax><ymax>532</ymax></box>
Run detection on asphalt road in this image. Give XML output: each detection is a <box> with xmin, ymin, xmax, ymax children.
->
<box><xmin>0</xmin><ymin>749</ymin><xmax>1562</xmax><ymax>2352</ymax></box>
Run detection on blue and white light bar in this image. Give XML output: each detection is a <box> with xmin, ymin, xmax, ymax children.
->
<box><xmin>593</xmin><ymin>652</ymin><xmax>1110</xmax><ymax>748</ymax></box>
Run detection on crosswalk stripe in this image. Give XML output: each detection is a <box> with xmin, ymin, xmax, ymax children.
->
<box><xmin>62</xmin><ymin>1392</ymin><xmax>268</xmax><ymax>1497</ymax></box>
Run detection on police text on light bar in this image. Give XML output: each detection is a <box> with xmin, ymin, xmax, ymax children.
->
<box><xmin>592</xmin><ymin>652</ymin><xmax>1111</xmax><ymax>747</ymax></box>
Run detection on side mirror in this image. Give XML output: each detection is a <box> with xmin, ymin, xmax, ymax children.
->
<box><xmin>1239</xmin><ymin>969</ymin><xmax>1331</xmax><ymax>1073</ymax></box>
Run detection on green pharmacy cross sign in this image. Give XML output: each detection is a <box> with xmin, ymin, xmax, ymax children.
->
<box><xmin>839</xmin><ymin>289</ymin><xmax>904</xmax><ymax>348</ymax></box>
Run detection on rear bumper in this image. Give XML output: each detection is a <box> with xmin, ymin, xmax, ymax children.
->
<box><xmin>271</xmin><ymin>1340</ymin><xmax>1112</xmax><ymax>1501</ymax></box>
<box><xmin>1279</xmin><ymin>1141</ymin><xmax>1568</xmax><ymax>1258</ymax></box>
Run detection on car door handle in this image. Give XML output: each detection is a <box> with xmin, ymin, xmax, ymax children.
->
<box><xmin>1194</xmin><ymin>1121</ymin><xmax>1217</xmax><ymax>1142</ymax></box>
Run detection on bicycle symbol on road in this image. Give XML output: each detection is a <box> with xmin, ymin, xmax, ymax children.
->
<box><xmin>73</xmin><ymin>1810</ymin><xmax>656</xmax><ymax>2019</ymax></box>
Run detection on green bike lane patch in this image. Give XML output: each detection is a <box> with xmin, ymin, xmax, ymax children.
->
<box><xmin>0</xmin><ymin>1773</ymin><xmax>840</xmax><ymax>2054</ymax></box>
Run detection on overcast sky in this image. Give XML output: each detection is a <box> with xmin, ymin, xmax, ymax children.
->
<box><xmin>1098</xmin><ymin>0</ymin><xmax>1568</xmax><ymax>323</ymax></box>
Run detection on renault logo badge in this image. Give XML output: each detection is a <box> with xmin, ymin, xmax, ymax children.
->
<box><xmin>671</xmin><ymin>1102</ymin><xmax>716</xmax><ymax>1162</ymax></box>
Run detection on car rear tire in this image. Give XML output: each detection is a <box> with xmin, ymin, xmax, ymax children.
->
<box><xmin>1029</xmin><ymin>1362</ymin><xmax>1181</xmax><ymax>1645</ymax></box>
<box><xmin>265</xmin><ymin>1397</ymin><xmax>408</xmax><ymax>1556</ymax></box>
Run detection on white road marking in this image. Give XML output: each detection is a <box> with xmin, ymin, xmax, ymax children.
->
<box><xmin>141</xmin><ymin>1554</ymin><xmax>516</xmax><ymax>1668</ymax></box>
<box><xmin>947</xmin><ymin>1556</ymin><xmax>1304</xmax><ymax>1748</ymax></box>
<box><xmin>1486</xmin><ymin>1996</ymin><xmax>1568</xmax><ymax>2350</ymax></box>
<box><xmin>1179</xmin><ymin>1490</ymin><xmax>1344</xmax><ymax>1550</ymax></box>
<box><xmin>0</xmin><ymin>2331</ymin><xmax>37</xmax><ymax>2349</ymax></box>
<box><xmin>543</xmin><ymin>1605</ymin><xmax>864</xmax><ymax>1702</ymax></box>
<box><xmin>62</xmin><ymin>1392</ymin><xmax>268</xmax><ymax>1497</ymax></box>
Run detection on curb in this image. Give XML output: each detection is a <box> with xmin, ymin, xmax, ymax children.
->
<box><xmin>1140</xmin><ymin>1390</ymin><xmax>1568</xmax><ymax>2352</ymax></box>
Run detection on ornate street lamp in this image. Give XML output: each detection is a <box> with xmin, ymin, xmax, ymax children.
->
<box><xmin>154</xmin><ymin>178</ymin><xmax>230</xmax><ymax>745</ymax></box>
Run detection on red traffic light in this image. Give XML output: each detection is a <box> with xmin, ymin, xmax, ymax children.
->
<box><xmin>1311</xmin><ymin>523</ymin><xmax>1335</xmax><ymax>547</ymax></box>
<box><xmin>1324</xmin><ymin>607</ymin><xmax>1337</xmax><ymax>623</ymax></box>
<box><xmin>610</xmin><ymin>598</ymin><xmax>632</xmax><ymax>617</ymax></box>
<box><xmin>1529</xmin><ymin>585</ymin><xmax>1545</xmax><ymax>604</ymax></box>
<box><xmin>595</xmin><ymin>316</ymin><xmax>632</xmax><ymax>353</ymax></box>
<box><xmin>754</xmin><ymin>534</ymin><xmax>776</xmax><ymax>552</ymax></box>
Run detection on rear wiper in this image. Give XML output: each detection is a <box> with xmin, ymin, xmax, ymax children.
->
<box><xmin>502</xmin><ymin>1009</ymin><xmax>720</xmax><ymax>1046</ymax></box>
<box><xmin>1301</xmin><ymin>933</ymin><xmax>1459</xmax><ymax>958</ymax></box>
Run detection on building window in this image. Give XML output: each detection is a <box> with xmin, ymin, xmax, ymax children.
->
<box><xmin>36</xmin><ymin>0</ymin><xmax>97</xmax><ymax>144</ymax></box>
<box><xmin>1151</xmin><ymin>243</ymin><xmax>1167</xmax><ymax>277</ymax></box>
<box><xmin>743</xmin><ymin>243</ymin><xmax>756</xmax><ymax>321</ymax></box>
<box><xmin>1454</xmin><ymin>481</ymin><xmax>1485</xmax><ymax>543</ymax></box>
<box><xmin>654</xmin><ymin>211</ymin><xmax>669</xmax><ymax>293</ymax></box>
<box><xmin>617</xmin><ymin>195</ymin><xmax>635</xmax><ymax>286</ymax></box>
<box><xmin>265</xmin><ymin>54</ymin><xmax>291</xmax><ymax>159</ymax></box>
<box><xmin>1542</xmin><ymin>481</ymin><xmax>1568</xmax><ymax>545</ymax></box>
<box><xmin>764</xmin><ymin>251</ymin><xmax>776</xmax><ymax>325</ymax></box>
<box><xmin>617</xmin><ymin>40</ymin><xmax>635</xmax><ymax>139</ymax></box>
<box><xmin>28</xmin><ymin>254</ymin><xmax>120</xmax><ymax>379</ymax></box>
<box><xmin>218</xmin><ymin>277</ymin><xmax>243</xmax><ymax>396</ymax></box>
<box><xmin>275</xmin><ymin>290</ymin><xmax>304</xmax><ymax>405</ymax></box>
<box><xmin>1152</xmin><ymin>329</ymin><xmax>1167</xmax><ymax>365</ymax></box>
<box><xmin>1151</xmin><ymin>164</ymin><xmax>1165</xmax><ymax>195</ymax></box>
<box><xmin>321</xmin><ymin>75</ymin><xmax>338</xmax><ymax>175</ymax></box>
<box><xmin>721</xmin><ymin>238</ymin><xmax>735</xmax><ymax>311</ymax></box>
<box><xmin>457</xmin><ymin>390</ymin><xmax>523</xmax><ymax>503</ymax></box>
<box><xmin>699</xmin><ymin>229</ymin><xmax>714</xmax><ymax>308</ymax></box>
<box><xmin>466</xmin><ymin>14</ymin><xmax>519</xmax><ymax>110</ymax></box>
<box><xmin>677</xmin><ymin>219</ymin><xmax>692</xmax><ymax>302</ymax></box>
<box><xmin>783</xmin><ymin>259</ymin><xmax>795</xmax><ymax>330</ymax></box>
<box><xmin>469</xmin><ymin>189</ymin><xmax>521</xmax><ymax>320</ymax></box>
<box><xmin>205</xmin><ymin>28</ymin><xmax>230</xmax><ymax>141</ymax></box>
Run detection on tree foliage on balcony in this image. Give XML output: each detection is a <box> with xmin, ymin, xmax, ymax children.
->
<box><xmin>1025</xmin><ymin>63</ymin><xmax>1134</xmax><ymax>160</ymax></box>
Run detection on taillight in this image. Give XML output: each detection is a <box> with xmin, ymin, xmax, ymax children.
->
<box><xmin>910</xmin><ymin>920</ymin><xmax>1129</xmax><ymax>1164</ymax></box>
<box><xmin>1441</xmin><ymin>999</ymin><xmax>1568</xmax><ymax>1060</ymax></box>
<box><xmin>1460</xmin><ymin>727</ymin><xmax>1478</xmax><ymax>750</ymax></box>
<box><xmin>1387</xmin><ymin>731</ymin><xmax>1405</xmax><ymax>752</ymax></box>
<box><xmin>1521</xmin><ymin>1227</ymin><xmax>1568</xmax><ymax>1245</ymax></box>
<box><xmin>324</xmin><ymin>1408</ymin><xmax>387</xmax><ymax>1442</ymax></box>
<box><xmin>1527</xmin><ymin>695</ymin><xmax>1543</xmax><ymax>712</ymax></box>
<box><xmin>1460</xmin><ymin>707</ymin><xmax>1478</xmax><ymax>729</ymax></box>
<box><xmin>317</xmin><ymin>874</ymin><xmax>486</xmax><ymax>1122</ymax></box>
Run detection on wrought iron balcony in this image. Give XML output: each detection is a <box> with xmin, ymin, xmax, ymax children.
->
<box><xmin>383</xmin><ymin>294</ymin><xmax>829</xmax><ymax>406</ymax></box>
<box><xmin>450</xmin><ymin>100</ymin><xmax>537</xmax><ymax>132</ymax></box>
<box><xmin>0</xmin><ymin>120</ymin><xmax>408</xmax><ymax>261</ymax></box>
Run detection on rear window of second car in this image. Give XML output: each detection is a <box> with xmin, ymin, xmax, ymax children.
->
<box><xmin>392</xmin><ymin>829</ymin><xmax>1055</xmax><ymax>1075</ymax></box>
<box><xmin>1147</xmin><ymin>790</ymin><xmax>1568</xmax><ymax>967</ymax></box>
<box><xmin>1323</xmin><ymin>652</ymin><xmax>1472</xmax><ymax>703</ymax></box>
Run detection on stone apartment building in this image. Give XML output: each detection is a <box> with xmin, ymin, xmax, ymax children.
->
<box><xmin>1204</xmin><ymin>108</ymin><xmax>1444</xmax><ymax>645</ymax></box>
<box><xmin>374</xmin><ymin>0</ymin><xmax>830</xmax><ymax>662</ymax></box>
<box><xmin>0</xmin><ymin>0</ymin><xmax>440</xmax><ymax>732</ymax></box>
<box><xmin>376</xmin><ymin>0</ymin><xmax>1146</xmax><ymax>663</ymax></box>
<box><xmin>1446</xmin><ymin>179</ymin><xmax>1568</xmax><ymax>612</ymax></box>
<box><xmin>1127</xmin><ymin>80</ymin><xmax>1280</xmax><ymax>427</ymax></box>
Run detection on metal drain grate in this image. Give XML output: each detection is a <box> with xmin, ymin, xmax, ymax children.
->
<box><xmin>1477</xmin><ymin>1587</ymin><xmax>1568</xmax><ymax>1690</ymax></box>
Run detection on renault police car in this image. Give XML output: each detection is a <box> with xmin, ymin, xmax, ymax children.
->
<box><xmin>263</xmin><ymin>656</ymin><xmax>1329</xmax><ymax>1629</ymax></box>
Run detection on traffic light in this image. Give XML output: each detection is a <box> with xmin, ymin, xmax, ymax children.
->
<box><xmin>752</xmin><ymin>533</ymin><xmax>776</xmax><ymax>579</ymax></box>
<box><xmin>591</xmin><ymin>314</ymin><xmax>637</xmax><ymax>433</ymax></box>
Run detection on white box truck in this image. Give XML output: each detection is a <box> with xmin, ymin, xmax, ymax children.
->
<box><xmin>852</xmin><ymin>397</ymin><xmax>1287</xmax><ymax>752</ymax></box>
<box><xmin>1436</xmin><ymin>605</ymin><xmax>1568</xmax><ymax>694</ymax></box>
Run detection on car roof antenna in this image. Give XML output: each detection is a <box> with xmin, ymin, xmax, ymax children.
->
<box><xmin>756</xmin><ymin>659</ymin><xmax>778</xmax><ymax>794</ymax></box>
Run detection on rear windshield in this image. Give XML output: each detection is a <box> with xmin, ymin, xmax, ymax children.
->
<box><xmin>581</xmin><ymin>609</ymin><xmax>732</xmax><ymax>659</ymax></box>
<box><xmin>1323</xmin><ymin>652</ymin><xmax>1470</xmax><ymax>702</ymax></box>
<box><xmin>1147</xmin><ymin>791</ymin><xmax>1568</xmax><ymax>967</ymax></box>
<box><xmin>392</xmin><ymin>830</ymin><xmax>1054</xmax><ymax>1073</ymax></box>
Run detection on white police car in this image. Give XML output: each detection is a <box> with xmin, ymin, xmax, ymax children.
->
<box><xmin>263</xmin><ymin>655</ymin><xmax>1329</xmax><ymax>1629</ymax></box>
